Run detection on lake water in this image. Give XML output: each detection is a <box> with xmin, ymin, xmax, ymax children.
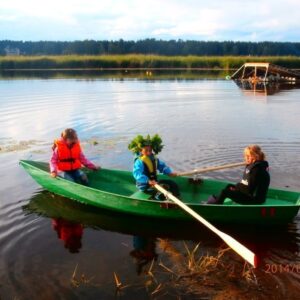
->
<box><xmin>0</xmin><ymin>73</ymin><xmax>300</xmax><ymax>299</ymax></box>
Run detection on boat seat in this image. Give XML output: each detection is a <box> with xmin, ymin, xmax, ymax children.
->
<box><xmin>130</xmin><ymin>191</ymin><xmax>152</xmax><ymax>200</ymax></box>
<box><xmin>265</xmin><ymin>199</ymin><xmax>293</xmax><ymax>206</ymax></box>
<box><xmin>223</xmin><ymin>198</ymin><xmax>292</xmax><ymax>206</ymax></box>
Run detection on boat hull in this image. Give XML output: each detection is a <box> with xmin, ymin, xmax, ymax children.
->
<box><xmin>20</xmin><ymin>160</ymin><xmax>300</xmax><ymax>225</ymax></box>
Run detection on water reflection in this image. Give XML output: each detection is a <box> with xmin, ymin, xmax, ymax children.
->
<box><xmin>23</xmin><ymin>191</ymin><xmax>299</xmax><ymax>261</ymax></box>
<box><xmin>130</xmin><ymin>236</ymin><xmax>158</xmax><ymax>275</ymax></box>
<box><xmin>21</xmin><ymin>190</ymin><xmax>300</xmax><ymax>297</ymax></box>
<box><xmin>0</xmin><ymin>69</ymin><xmax>227</xmax><ymax>80</ymax></box>
<box><xmin>234</xmin><ymin>80</ymin><xmax>300</xmax><ymax>95</ymax></box>
<box><xmin>52</xmin><ymin>218</ymin><xmax>83</xmax><ymax>253</ymax></box>
<box><xmin>22</xmin><ymin>190</ymin><xmax>201</xmax><ymax>239</ymax></box>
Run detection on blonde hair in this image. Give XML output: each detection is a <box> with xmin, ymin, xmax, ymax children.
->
<box><xmin>244</xmin><ymin>145</ymin><xmax>265</xmax><ymax>161</ymax></box>
<box><xmin>61</xmin><ymin>128</ymin><xmax>78</xmax><ymax>141</ymax></box>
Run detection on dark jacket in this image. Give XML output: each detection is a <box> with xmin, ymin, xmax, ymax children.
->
<box><xmin>236</xmin><ymin>160</ymin><xmax>270</xmax><ymax>203</ymax></box>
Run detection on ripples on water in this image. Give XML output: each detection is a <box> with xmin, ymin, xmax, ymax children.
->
<box><xmin>1</xmin><ymin>76</ymin><xmax>300</xmax><ymax>299</ymax></box>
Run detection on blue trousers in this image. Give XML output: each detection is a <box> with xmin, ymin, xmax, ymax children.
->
<box><xmin>58</xmin><ymin>169</ymin><xmax>88</xmax><ymax>186</ymax></box>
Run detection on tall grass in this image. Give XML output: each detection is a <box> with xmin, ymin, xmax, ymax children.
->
<box><xmin>1</xmin><ymin>54</ymin><xmax>300</xmax><ymax>70</ymax></box>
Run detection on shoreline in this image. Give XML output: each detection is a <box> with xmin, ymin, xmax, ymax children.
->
<box><xmin>1</xmin><ymin>55</ymin><xmax>300</xmax><ymax>70</ymax></box>
<box><xmin>0</xmin><ymin>67</ymin><xmax>235</xmax><ymax>71</ymax></box>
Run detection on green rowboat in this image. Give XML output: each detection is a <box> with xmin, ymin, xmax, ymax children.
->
<box><xmin>20</xmin><ymin>160</ymin><xmax>300</xmax><ymax>225</ymax></box>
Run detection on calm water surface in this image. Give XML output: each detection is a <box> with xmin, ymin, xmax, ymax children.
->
<box><xmin>0</xmin><ymin>75</ymin><xmax>300</xmax><ymax>299</ymax></box>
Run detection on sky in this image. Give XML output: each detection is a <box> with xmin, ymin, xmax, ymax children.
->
<box><xmin>0</xmin><ymin>0</ymin><xmax>299</xmax><ymax>42</ymax></box>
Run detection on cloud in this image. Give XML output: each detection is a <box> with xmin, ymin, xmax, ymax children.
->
<box><xmin>152</xmin><ymin>9</ymin><xmax>224</xmax><ymax>39</ymax></box>
<box><xmin>0</xmin><ymin>0</ymin><xmax>300</xmax><ymax>41</ymax></box>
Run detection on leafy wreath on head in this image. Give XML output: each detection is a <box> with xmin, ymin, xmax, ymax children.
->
<box><xmin>128</xmin><ymin>134</ymin><xmax>164</xmax><ymax>155</ymax></box>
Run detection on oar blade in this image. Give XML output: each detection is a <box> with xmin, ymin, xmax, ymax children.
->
<box><xmin>218</xmin><ymin>232</ymin><xmax>257</xmax><ymax>268</ymax></box>
<box><xmin>154</xmin><ymin>183</ymin><xmax>258</xmax><ymax>268</ymax></box>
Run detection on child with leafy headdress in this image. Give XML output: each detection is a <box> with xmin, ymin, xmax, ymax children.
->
<box><xmin>128</xmin><ymin>134</ymin><xmax>179</xmax><ymax>198</ymax></box>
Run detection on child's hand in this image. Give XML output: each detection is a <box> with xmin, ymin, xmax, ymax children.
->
<box><xmin>51</xmin><ymin>172</ymin><xmax>57</xmax><ymax>178</ymax></box>
<box><xmin>149</xmin><ymin>180</ymin><xmax>157</xmax><ymax>186</ymax></box>
<box><xmin>168</xmin><ymin>172</ymin><xmax>177</xmax><ymax>177</ymax></box>
<box><xmin>91</xmin><ymin>165</ymin><xmax>101</xmax><ymax>171</ymax></box>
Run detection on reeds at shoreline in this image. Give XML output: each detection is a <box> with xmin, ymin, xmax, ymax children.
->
<box><xmin>1</xmin><ymin>54</ymin><xmax>300</xmax><ymax>70</ymax></box>
<box><xmin>69</xmin><ymin>241</ymin><xmax>261</xmax><ymax>299</ymax></box>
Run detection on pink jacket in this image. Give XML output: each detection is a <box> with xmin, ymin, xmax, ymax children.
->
<box><xmin>50</xmin><ymin>144</ymin><xmax>96</xmax><ymax>173</ymax></box>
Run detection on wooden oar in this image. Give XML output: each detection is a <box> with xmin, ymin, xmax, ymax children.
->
<box><xmin>154</xmin><ymin>183</ymin><xmax>257</xmax><ymax>268</ymax></box>
<box><xmin>177</xmin><ymin>162</ymin><xmax>245</xmax><ymax>177</ymax></box>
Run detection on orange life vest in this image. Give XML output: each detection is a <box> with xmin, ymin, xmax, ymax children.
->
<box><xmin>55</xmin><ymin>139</ymin><xmax>82</xmax><ymax>171</ymax></box>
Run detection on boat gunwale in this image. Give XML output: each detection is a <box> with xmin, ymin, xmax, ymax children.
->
<box><xmin>20</xmin><ymin>160</ymin><xmax>300</xmax><ymax>208</ymax></box>
<box><xmin>20</xmin><ymin>159</ymin><xmax>199</xmax><ymax>206</ymax></box>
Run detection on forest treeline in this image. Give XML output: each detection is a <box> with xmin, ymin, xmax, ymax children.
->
<box><xmin>2</xmin><ymin>39</ymin><xmax>300</xmax><ymax>56</ymax></box>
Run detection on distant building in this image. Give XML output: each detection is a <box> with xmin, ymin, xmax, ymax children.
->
<box><xmin>4</xmin><ymin>46</ymin><xmax>20</xmax><ymax>56</ymax></box>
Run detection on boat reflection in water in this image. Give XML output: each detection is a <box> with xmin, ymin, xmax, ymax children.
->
<box><xmin>22</xmin><ymin>190</ymin><xmax>299</xmax><ymax>258</ymax></box>
<box><xmin>234</xmin><ymin>80</ymin><xmax>300</xmax><ymax>96</ymax></box>
<box><xmin>22</xmin><ymin>190</ymin><xmax>203</xmax><ymax>240</ymax></box>
<box><xmin>22</xmin><ymin>190</ymin><xmax>300</xmax><ymax>297</ymax></box>
<box><xmin>52</xmin><ymin>218</ymin><xmax>83</xmax><ymax>253</ymax></box>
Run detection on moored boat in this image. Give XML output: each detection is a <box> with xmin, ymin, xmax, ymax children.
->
<box><xmin>20</xmin><ymin>160</ymin><xmax>300</xmax><ymax>225</ymax></box>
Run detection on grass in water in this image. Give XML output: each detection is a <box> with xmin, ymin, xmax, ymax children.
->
<box><xmin>71</xmin><ymin>264</ymin><xmax>94</xmax><ymax>288</ymax></box>
<box><xmin>151</xmin><ymin>240</ymin><xmax>259</xmax><ymax>299</ymax></box>
<box><xmin>69</xmin><ymin>240</ymin><xmax>268</xmax><ymax>299</ymax></box>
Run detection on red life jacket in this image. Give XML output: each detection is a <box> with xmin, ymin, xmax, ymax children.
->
<box><xmin>55</xmin><ymin>139</ymin><xmax>82</xmax><ymax>171</ymax></box>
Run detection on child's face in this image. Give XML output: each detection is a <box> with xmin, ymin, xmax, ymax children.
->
<box><xmin>244</xmin><ymin>151</ymin><xmax>255</xmax><ymax>164</ymax></box>
<box><xmin>141</xmin><ymin>146</ymin><xmax>153</xmax><ymax>156</ymax></box>
<box><xmin>65</xmin><ymin>137</ymin><xmax>77</xmax><ymax>145</ymax></box>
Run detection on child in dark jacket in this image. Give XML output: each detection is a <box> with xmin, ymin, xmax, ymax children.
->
<box><xmin>207</xmin><ymin>145</ymin><xmax>270</xmax><ymax>205</ymax></box>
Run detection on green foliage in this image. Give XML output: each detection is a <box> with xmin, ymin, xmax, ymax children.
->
<box><xmin>128</xmin><ymin>135</ymin><xmax>146</xmax><ymax>154</ymax></box>
<box><xmin>150</xmin><ymin>134</ymin><xmax>164</xmax><ymax>154</ymax></box>
<box><xmin>128</xmin><ymin>134</ymin><xmax>164</xmax><ymax>154</ymax></box>
<box><xmin>2</xmin><ymin>39</ymin><xmax>300</xmax><ymax>56</ymax></box>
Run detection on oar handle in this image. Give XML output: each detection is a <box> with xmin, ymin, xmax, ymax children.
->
<box><xmin>177</xmin><ymin>162</ymin><xmax>245</xmax><ymax>177</ymax></box>
<box><xmin>154</xmin><ymin>183</ymin><xmax>257</xmax><ymax>268</ymax></box>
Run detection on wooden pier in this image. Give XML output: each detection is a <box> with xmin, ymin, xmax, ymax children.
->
<box><xmin>230</xmin><ymin>62</ymin><xmax>300</xmax><ymax>82</ymax></box>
